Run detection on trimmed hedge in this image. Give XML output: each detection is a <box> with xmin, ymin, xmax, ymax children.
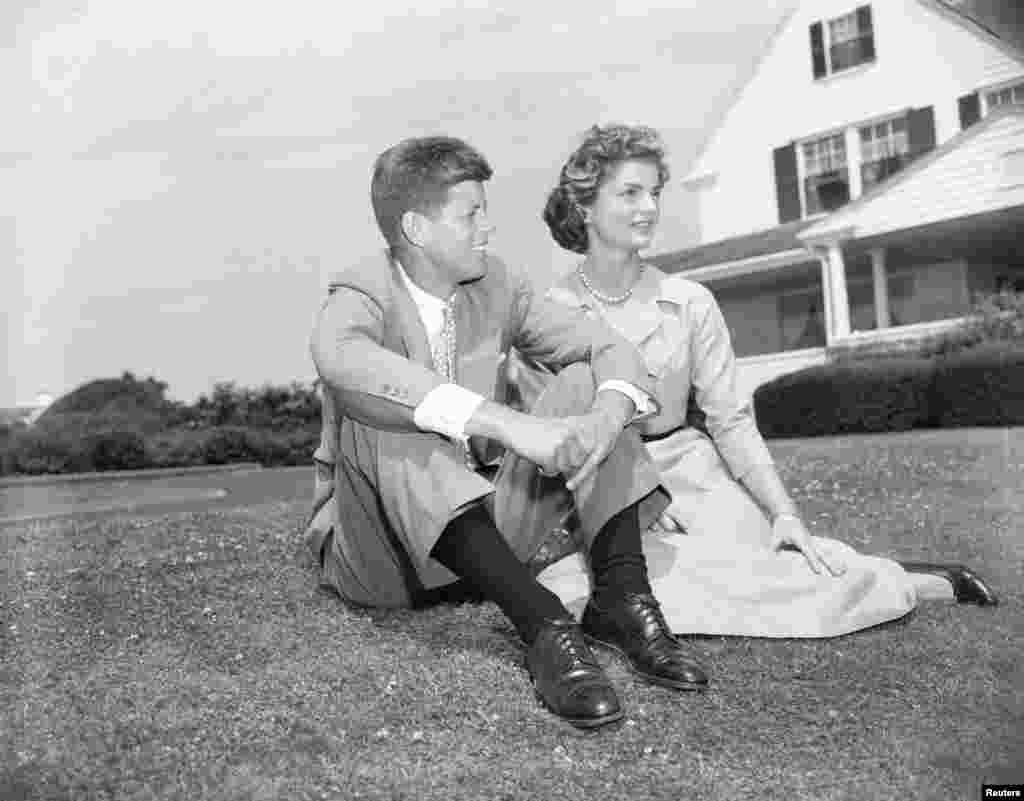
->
<box><xmin>931</xmin><ymin>342</ymin><xmax>1024</xmax><ymax>428</ymax></box>
<box><xmin>0</xmin><ymin>425</ymin><xmax>320</xmax><ymax>476</ymax></box>
<box><xmin>754</xmin><ymin>342</ymin><xmax>1024</xmax><ymax>438</ymax></box>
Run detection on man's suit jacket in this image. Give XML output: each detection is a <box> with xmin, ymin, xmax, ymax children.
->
<box><xmin>306</xmin><ymin>252</ymin><xmax>666</xmax><ymax>603</ymax></box>
<box><xmin>310</xmin><ymin>252</ymin><xmax>657</xmax><ymax>445</ymax></box>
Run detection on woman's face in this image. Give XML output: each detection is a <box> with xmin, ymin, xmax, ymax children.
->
<box><xmin>585</xmin><ymin>159</ymin><xmax>663</xmax><ymax>254</ymax></box>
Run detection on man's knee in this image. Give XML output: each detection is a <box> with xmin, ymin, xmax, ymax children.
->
<box><xmin>530</xmin><ymin>362</ymin><xmax>596</xmax><ymax>418</ymax></box>
<box><xmin>320</xmin><ymin>529</ymin><xmax>415</xmax><ymax>609</ymax></box>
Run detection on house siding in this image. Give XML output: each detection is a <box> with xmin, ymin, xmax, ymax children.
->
<box><xmin>686</xmin><ymin>0</ymin><xmax>1024</xmax><ymax>244</ymax></box>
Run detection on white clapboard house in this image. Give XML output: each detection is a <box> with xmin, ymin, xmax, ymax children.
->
<box><xmin>653</xmin><ymin>0</ymin><xmax>1024</xmax><ymax>397</ymax></box>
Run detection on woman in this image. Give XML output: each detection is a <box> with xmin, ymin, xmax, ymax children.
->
<box><xmin>525</xmin><ymin>123</ymin><xmax>997</xmax><ymax>637</ymax></box>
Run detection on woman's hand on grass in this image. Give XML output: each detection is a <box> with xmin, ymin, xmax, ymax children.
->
<box><xmin>771</xmin><ymin>514</ymin><xmax>846</xmax><ymax>577</ymax></box>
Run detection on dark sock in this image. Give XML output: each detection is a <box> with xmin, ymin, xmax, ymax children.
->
<box><xmin>430</xmin><ymin>503</ymin><xmax>569</xmax><ymax>644</ymax></box>
<box><xmin>589</xmin><ymin>504</ymin><xmax>652</xmax><ymax>603</ymax></box>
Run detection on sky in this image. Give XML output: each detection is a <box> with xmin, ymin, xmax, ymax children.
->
<box><xmin>3</xmin><ymin>0</ymin><xmax>793</xmax><ymax>407</ymax></box>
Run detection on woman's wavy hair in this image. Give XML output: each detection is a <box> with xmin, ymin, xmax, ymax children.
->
<box><xmin>543</xmin><ymin>124</ymin><xmax>669</xmax><ymax>254</ymax></box>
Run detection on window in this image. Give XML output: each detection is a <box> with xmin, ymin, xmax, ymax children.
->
<box><xmin>776</xmin><ymin>108</ymin><xmax>935</xmax><ymax>223</ymax></box>
<box><xmin>985</xmin><ymin>81</ymin><xmax>1024</xmax><ymax>111</ymax></box>
<box><xmin>828</xmin><ymin>11</ymin><xmax>873</xmax><ymax>71</ymax></box>
<box><xmin>802</xmin><ymin>133</ymin><xmax>850</xmax><ymax>215</ymax></box>
<box><xmin>810</xmin><ymin>5</ymin><xmax>875</xmax><ymax>79</ymax></box>
<box><xmin>859</xmin><ymin>117</ymin><xmax>909</xmax><ymax>191</ymax></box>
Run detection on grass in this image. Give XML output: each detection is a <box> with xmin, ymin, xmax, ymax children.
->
<box><xmin>1</xmin><ymin>428</ymin><xmax>1022</xmax><ymax>801</ymax></box>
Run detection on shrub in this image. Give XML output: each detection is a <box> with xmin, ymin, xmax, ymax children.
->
<box><xmin>201</xmin><ymin>427</ymin><xmax>258</xmax><ymax>465</ymax></box>
<box><xmin>39</xmin><ymin>371</ymin><xmax>181</xmax><ymax>426</ymax></box>
<box><xmin>84</xmin><ymin>430</ymin><xmax>150</xmax><ymax>471</ymax></box>
<box><xmin>755</xmin><ymin>357</ymin><xmax>935</xmax><ymax>438</ymax></box>
<box><xmin>281</xmin><ymin>428</ymin><xmax>318</xmax><ymax>466</ymax></box>
<box><xmin>0</xmin><ymin>423</ymin><xmax>22</xmax><ymax>476</ymax></box>
<box><xmin>917</xmin><ymin>289</ymin><xmax>1024</xmax><ymax>358</ymax></box>
<box><xmin>12</xmin><ymin>429</ymin><xmax>93</xmax><ymax>475</ymax></box>
<box><xmin>147</xmin><ymin>429</ymin><xmax>208</xmax><ymax>469</ymax></box>
<box><xmin>192</xmin><ymin>381</ymin><xmax>321</xmax><ymax>429</ymax></box>
<box><xmin>931</xmin><ymin>341</ymin><xmax>1024</xmax><ymax>427</ymax></box>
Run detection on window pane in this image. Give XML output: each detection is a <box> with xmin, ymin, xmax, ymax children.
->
<box><xmin>709</xmin><ymin>266</ymin><xmax>826</xmax><ymax>356</ymax></box>
<box><xmin>988</xmin><ymin>88</ymin><xmax>1012</xmax><ymax>107</ymax></box>
<box><xmin>827</xmin><ymin>9</ymin><xmax>874</xmax><ymax>73</ymax></box>
<box><xmin>828</xmin><ymin>12</ymin><xmax>857</xmax><ymax>43</ymax></box>
<box><xmin>804</xmin><ymin>169</ymin><xmax>850</xmax><ymax>213</ymax></box>
<box><xmin>803</xmin><ymin>133</ymin><xmax>846</xmax><ymax>177</ymax></box>
<box><xmin>859</xmin><ymin>116</ymin><xmax>911</xmax><ymax>190</ymax></box>
<box><xmin>887</xmin><ymin>261</ymin><xmax>971</xmax><ymax>326</ymax></box>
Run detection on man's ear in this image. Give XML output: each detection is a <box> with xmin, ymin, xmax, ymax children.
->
<box><xmin>400</xmin><ymin>210</ymin><xmax>429</xmax><ymax>248</ymax></box>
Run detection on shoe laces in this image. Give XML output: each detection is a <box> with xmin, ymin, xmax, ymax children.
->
<box><xmin>551</xmin><ymin>625</ymin><xmax>596</xmax><ymax>669</ymax></box>
<box><xmin>630</xmin><ymin>595</ymin><xmax>676</xmax><ymax>645</ymax></box>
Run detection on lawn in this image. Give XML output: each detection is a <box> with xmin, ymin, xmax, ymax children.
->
<box><xmin>1</xmin><ymin>428</ymin><xmax>1021</xmax><ymax>801</ymax></box>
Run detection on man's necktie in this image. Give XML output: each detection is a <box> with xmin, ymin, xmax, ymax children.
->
<box><xmin>431</xmin><ymin>294</ymin><xmax>457</xmax><ymax>382</ymax></box>
<box><xmin>431</xmin><ymin>294</ymin><xmax>478</xmax><ymax>470</ymax></box>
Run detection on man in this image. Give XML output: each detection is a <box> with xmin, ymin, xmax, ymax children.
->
<box><xmin>308</xmin><ymin>135</ymin><xmax>708</xmax><ymax>729</ymax></box>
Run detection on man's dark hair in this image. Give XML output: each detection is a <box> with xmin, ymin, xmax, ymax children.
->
<box><xmin>371</xmin><ymin>136</ymin><xmax>493</xmax><ymax>249</ymax></box>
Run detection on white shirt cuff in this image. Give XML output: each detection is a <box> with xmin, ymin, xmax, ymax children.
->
<box><xmin>596</xmin><ymin>380</ymin><xmax>656</xmax><ymax>422</ymax></box>
<box><xmin>414</xmin><ymin>383</ymin><xmax>487</xmax><ymax>441</ymax></box>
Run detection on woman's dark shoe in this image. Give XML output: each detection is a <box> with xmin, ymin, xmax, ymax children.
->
<box><xmin>525</xmin><ymin>618</ymin><xmax>624</xmax><ymax>729</ymax></box>
<box><xmin>581</xmin><ymin>593</ymin><xmax>709</xmax><ymax>691</ymax></box>
<box><xmin>899</xmin><ymin>562</ymin><xmax>999</xmax><ymax>606</ymax></box>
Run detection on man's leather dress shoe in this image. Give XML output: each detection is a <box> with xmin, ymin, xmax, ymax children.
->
<box><xmin>899</xmin><ymin>562</ymin><xmax>999</xmax><ymax>605</ymax></box>
<box><xmin>582</xmin><ymin>592</ymin><xmax>709</xmax><ymax>691</ymax></box>
<box><xmin>526</xmin><ymin>618</ymin><xmax>624</xmax><ymax>729</ymax></box>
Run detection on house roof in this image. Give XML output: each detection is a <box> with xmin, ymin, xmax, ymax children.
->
<box><xmin>799</xmin><ymin>104</ymin><xmax>1024</xmax><ymax>242</ymax></box>
<box><xmin>682</xmin><ymin>4</ymin><xmax>798</xmax><ymax>185</ymax></box>
<box><xmin>684</xmin><ymin>0</ymin><xmax>1024</xmax><ymax>184</ymax></box>
<box><xmin>922</xmin><ymin>0</ymin><xmax>1024</xmax><ymax>60</ymax></box>
<box><xmin>650</xmin><ymin>218</ymin><xmax>814</xmax><ymax>273</ymax></box>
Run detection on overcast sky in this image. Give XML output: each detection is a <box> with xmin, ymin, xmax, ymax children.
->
<box><xmin>3</xmin><ymin>0</ymin><xmax>792</xmax><ymax>406</ymax></box>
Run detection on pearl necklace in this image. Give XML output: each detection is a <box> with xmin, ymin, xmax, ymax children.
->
<box><xmin>576</xmin><ymin>263</ymin><xmax>643</xmax><ymax>305</ymax></box>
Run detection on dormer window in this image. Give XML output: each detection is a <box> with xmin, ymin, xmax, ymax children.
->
<box><xmin>802</xmin><ymin>133</ymin><xmax>850</xmax><ymax>214</ymax></box>
<box><xmin>859</xmin><ymin>117</ymin><xmax>910</xmax><ymax>191</ymax></box>
<box><xmin>984</xmin><ymin>81</ymin><xmax>1024</xmax><ymax>111</ymax></box>
<box><xmin>959</xmin><ymin>80</ymin><xmax>1024</xmax><ymax>129</ymax></box>
<box><xmin>777</xmin><ymin>108</ymin><xmax>936</xmax><ymax>223</ymax></box>
<box><xmin>810</xmin><ymin>5</ymin><xmax>876</xmax><ymax>79</ymax></box>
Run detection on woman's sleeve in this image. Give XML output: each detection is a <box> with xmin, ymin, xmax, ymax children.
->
<box><xmin>688</xmin><ymin>287</ymin><xmax>775</xmax><ymax>480</ymax></box>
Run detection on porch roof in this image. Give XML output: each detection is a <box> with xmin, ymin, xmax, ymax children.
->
<box><xmin>799</xmin><ymin>105</ymin><xmax>1024</xmax><ymax>244</ymax></box>
<box><xmin>649</xmin><ymin>219</ymin><xmax>814</xmax><ymax>274</ymax></box>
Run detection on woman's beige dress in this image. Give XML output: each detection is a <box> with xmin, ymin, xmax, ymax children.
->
<box><xmin>529</xmin><ymin>266</ymin><xmax>917</xmax><ymax>637</ymax></box>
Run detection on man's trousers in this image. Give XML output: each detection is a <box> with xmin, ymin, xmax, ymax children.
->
<box><xmin>305</xmin><ymin>363</ymin><xmax>669</xmax><ymax>608</ymax></box>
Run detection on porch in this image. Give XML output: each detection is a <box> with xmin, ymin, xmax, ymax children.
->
<box><xmin>653</xmin><ymin>105</ymin><xmax>1024</xmax><ymax>398</ymax></box>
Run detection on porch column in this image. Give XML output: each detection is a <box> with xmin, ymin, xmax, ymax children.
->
<box><xmin>870</xmin><ymin>247</ymin><xmax>891</xmax><ymax>329</ymax></box>
<box><xmin>818</xmin><ymin>249</ymin><xmax>834</xmax><ymax>343</ymax></box>
<box><xmin>826</xmin><ymin>242</ymin><xmax>851</xmax><ymax>340</ymax></box>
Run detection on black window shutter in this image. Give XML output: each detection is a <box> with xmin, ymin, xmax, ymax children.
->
<box><xmin>857</xmin><ymin>5</ymin><xmax>876</xmax><ymax>61</ymax></box>
<box><xmin>958</xmin><ymin>92</ymin><xmax>981</xmax><ymax>129</ymax></box>
<box><xmin>773</xmin><ymin>143</ymin><xmax>802</xmax><ymax>223</ymax></box>
<box><xmin>810</xmin><ymin>22</ymin><xmax>826</xmax><ymax>78</ymax></box>
<box><xmin>907</xmin><ymin>106</ymin><xmax>937</xmax><ymax>159</ymax></box>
